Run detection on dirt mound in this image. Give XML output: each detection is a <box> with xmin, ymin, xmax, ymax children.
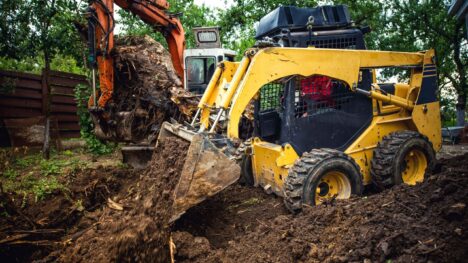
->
<box><xmin>94</xmin><ymin>35</ymin><xmax>198</xmax><ymax>143</ymax></box>
<box><xmin>0</xmin><ymin>166</ymin><xmax>133</xmax><ymax>262</ymax></box>
<box><xmin>59</xmin><ymin>137</ymin><xmax>189</xmax><ymax>262</ymax></box>
<box><xmin>173</xmin><ymin>154</ymin><xmax>468</xmax><ymax>263</ymax></box>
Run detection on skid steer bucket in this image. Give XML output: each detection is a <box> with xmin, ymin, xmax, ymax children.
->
<box><xmin>158</xmin><ymin>122</ymin><xmax>241</xmax><ymax>222</ymax></box>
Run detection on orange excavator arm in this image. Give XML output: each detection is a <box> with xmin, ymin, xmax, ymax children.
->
<box><xmin>87</xmin><ymin>0</ymin><xmax>185</xmax><ymax>108</ymax></box>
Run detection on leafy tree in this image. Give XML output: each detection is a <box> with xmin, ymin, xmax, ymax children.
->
<box><xmin>0</xmin><ymin>0</ymin><xmax>87</xmax><ymax>71</ymax></box>
<box><xmin>219</xmin><ymin>0</ymin><xmax>466</xmax><ymax>125</ymax></box>
<box><xmin>0</xmin><ymin>0</ymin><xmax>88</xmax><ymax>157</ymax></box>
<box><xmin>0</xmin><ymin>0</ymin><xmax>34</xmax><ymax>59</ymax></box>
<box><xmin>117</xmin><ymin>0</ymin><xmax>215</xmax><ymax>48</ymax></box>
<box><xmin>377</xmin><ymin>0</ymin><xmax>466</xmax><ymax>126</ymax></box>
<box><xmin>217</xmin><ymin>0</ymin><xmax>318</xmax><ymax>55</ymax></box>
<box><xmin>27</xmin><ymin>0</ymin><xmax>86</xmax><ymax>158</ymax></box>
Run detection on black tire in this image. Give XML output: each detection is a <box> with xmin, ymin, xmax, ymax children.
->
<box><xmin>239</xmin><ymin>154</ymin><xmax>255</xmax><ymax>186</ymax></box>
<box><xmin>283</xmin><ymin>148</ymin><xmax>363</xmax><ymax>213</ymax></box>
<box><xmin>371</xmin><ymin>130</ymin><xmax>435</xmax><ymax>188</ymax></box>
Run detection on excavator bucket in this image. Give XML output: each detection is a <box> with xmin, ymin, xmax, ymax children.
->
<box><xmin>158</xmin><ymin>122</ymin><xmax>241</xmax><ymax>222</ymax></box>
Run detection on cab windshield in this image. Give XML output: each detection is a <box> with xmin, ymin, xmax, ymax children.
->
<box><xmin>186</xmin><ymin>57</ymin><xmax>216</xmax><ymax>94</ymax></box>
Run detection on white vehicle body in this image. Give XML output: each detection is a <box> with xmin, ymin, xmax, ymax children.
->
<box><xmin>183</xmin><ymin>27</ymin><xmax>237</xmax><ymax>94</ymax></box>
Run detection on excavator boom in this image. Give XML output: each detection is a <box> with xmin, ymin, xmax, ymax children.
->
<box><xmin>87</xmin><ymin>0</ymin><xmax>185</xmax><ymax>108</ymax></box>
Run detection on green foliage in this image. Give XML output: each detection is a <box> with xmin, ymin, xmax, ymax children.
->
<box><xmin>0</xmin><ymin>0</ymin><xmax>87</xmax><ymax>71</ymax></box>
<box><xmin>116</xmin><ymin>161</ymin><xmax>129</xmax><ymax>169</ymax></box>
<box><xmin>0</xmin><ymin>56</ymin><xmax>43</xmax><ymax>74</ymax></box>
<box><xmin>0</xmin><ymin>54</ymin><xmax>86</xmax><ymax>74</ymax></box>
<box><xmin>31</xmin><ymin>177</ymin><xmax>65</xmax><ymax>201</ymax></box>
<box><xmin>0</xmin><ymin>150</ymin><xmax>87</xmax><ymax>202</ymax></box>
<box><xmin>3</xmin><ymin>168</ymin><xmax>18</xmax><ymax>179</ymax></box>
<box><xmin>39</xmin><ymin>159</ymin><xmax>62</xmax><ymax>176</ymax></box>
<box><xmin>14</xmin><ymin>154</ymin><xmax>40</xmax><ymax>169</ymax></box>
<box><xmin>75</xmin><ymin>83</ymin><xmax>116</xmax><ymax>155</ymax></box>
<box><xmin>117</xmin><ymin>0</ymin><xmax>216</xmax><ymax>49</ymax></box>
<box><xmin>63</xmin><ymin>150</ymin><xmax>74</xmax><ymax>157</ymax></box>
<box><xmin>0</xmin><ymin>0</ymin><xmax>35</xmax><ymax>59</ymax></box>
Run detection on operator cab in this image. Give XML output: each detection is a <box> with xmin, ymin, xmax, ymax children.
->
<box><xmin>184</xmin><ymin>27</ymin><xmax>237</xmax><ymax>94</ymax></box>
<box><xmin>254</xmin><ymin>5</ymin><xmax>373</xmax><ymax>153</ymax></box>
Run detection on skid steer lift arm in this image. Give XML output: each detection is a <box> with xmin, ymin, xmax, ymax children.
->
<box><xmin>193</xmin><ymin>48</ymin><xmax>434</xmax><ymax>139</ymax></box>
<box><xmin>87</xmin><ymin>0</ymin><xmax>185</xmax><ymax>108</ymax></box>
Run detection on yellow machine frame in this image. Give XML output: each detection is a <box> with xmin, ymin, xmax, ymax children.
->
<box><xmin>192</xmin><ymin>47</ymin><xmax>441</xmax><ymax>194</ymax></box>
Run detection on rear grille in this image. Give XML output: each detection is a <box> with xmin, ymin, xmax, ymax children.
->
<box><xmin>307</xmin><ymin>37</ymin><xmax>357</xmax><ymax>49</ymax></box>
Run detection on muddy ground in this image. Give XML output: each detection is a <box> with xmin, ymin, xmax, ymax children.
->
<box><xmin>173</xmin><ymin>154</ymin><xmax>468</xmax><ymax>263</ymax></box>
<box><xmin>1</xmin><ymin>150</ymin><xmax>467</xmax><ymax>262</ymax></box>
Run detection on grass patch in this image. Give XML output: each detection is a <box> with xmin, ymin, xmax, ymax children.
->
<box><xmin>3</xmin><ymin>168</ymin><xmax>18</xmax><ymax>179</ymax></box>
<box><xmin>14</xmin><ymin>153</ymin><xmax>41</xmax><ymax>169</ymax></box>
<box><xmin>1</xmin><ymin>149</ymin><xmax>87</xmax><ymax>202</ymax></box>
<box><xmin>31</xmin><ymin>177</ymin><xmax>67</xmax><ymax>202</ymax></box>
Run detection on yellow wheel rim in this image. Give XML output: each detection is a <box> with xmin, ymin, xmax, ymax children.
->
<box><xmin>315</xmin><ymin>171</ymin><xmax>351</xmax><ymax>204</ymax></box>
<box><xmin>402</xmin><ymin>149</ymin><xmax>427</xmax><ymax>185</ymax></box>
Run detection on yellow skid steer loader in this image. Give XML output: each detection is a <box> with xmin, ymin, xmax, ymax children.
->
<box><xmin>163</xmin><ymin>6</ymin><xmax>441</xmax><ymax>220</ymax></box>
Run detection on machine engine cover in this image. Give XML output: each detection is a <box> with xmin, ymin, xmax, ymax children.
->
<box><xmin>255</xmin><ymin>5</ymin><xmax>351</xmax><ymax>39</ymax></box>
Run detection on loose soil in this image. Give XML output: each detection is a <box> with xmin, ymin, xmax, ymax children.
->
<box><xmin>0</xmin><ymin>166</ymin><xmax>135</xmax><ymax>262</ymax></box>
<box><xmin>58</xmin><ymin>137</ymin><xmax>189</xmax><ymax>262</ymax></box>
<box><xmin>172</xmin><ymin>154</ymin><xmax>468</xmax><ymax>263</ymax></box>
<box><xmin>0</xmin><ymin>136</ymin><xmax>189</xmax><ymax>262</ymax></box>
<box><xmin>1</xmin><ymin>152</ymin><xmax>467</xmax><ymax>263</ymax></box>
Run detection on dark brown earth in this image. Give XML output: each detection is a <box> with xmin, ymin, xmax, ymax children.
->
<box><xmin>172</xmin><ymin>154</ymin><xmax>468</xmax><ymax>263</ymax></box>
<box><xmin>0</xmin><ymin>166</ymin><xmax>135</xmax><ymax>262</ymax></box>
<box><xmin>1</xmin><ymin>153</ymin><xmax>467</xmax><ymax>263</ymax></box>
<box><xmin>58</xmin><ymin>137</ymin><xmax>189</xmax><ymax>262</ymax></box>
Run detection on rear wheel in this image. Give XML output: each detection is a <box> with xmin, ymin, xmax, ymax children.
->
<box><xmin>371</xmin><ymin>130</ymin><xmax>435</xmax><ymax>188</ymax></box>
<box><xmin>283</xmin><ymin>149</ymin><xmax>363</xmax><ymax>213</ymax></box>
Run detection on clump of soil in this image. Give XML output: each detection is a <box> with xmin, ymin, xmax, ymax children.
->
<box><xmin>173</xmin><ymin>154</ymin><xmax>468</xmax><ymax>263</ymax></box>
<box><xmin>59</xmin><ymin>137</ymin><xmax>189</xmax><ymax>262</ymax></box>
<box><xmin>94</xmin><ymin>35</ymin><xmax>198</xmax><ymax>143</ymax></box>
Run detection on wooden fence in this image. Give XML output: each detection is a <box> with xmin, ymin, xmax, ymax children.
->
<box><xmin>0</xmin><ymin>69</ymin><xmax>89</xmax><ymax>146</ymax></box>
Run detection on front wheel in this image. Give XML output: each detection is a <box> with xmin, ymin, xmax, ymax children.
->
<box><xmin>283</xmin><ymin>149</ymin><xmax>363</xmax><ymax>213</ymax></box>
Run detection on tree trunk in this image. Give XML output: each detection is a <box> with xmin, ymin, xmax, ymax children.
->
<box><xmin>456</xmin><ymin>94</ymin><xmax>466</xmax><ymax>126</ymax></box>
<box><xmin>42</xmin><ymin>51</ymin><xmax>51</xmax><ymax>159</ymax></box>
<box><xmin>42</xmin><ymin>117</ymin><xmax>50</xmax><ymax>159</ymax></box>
